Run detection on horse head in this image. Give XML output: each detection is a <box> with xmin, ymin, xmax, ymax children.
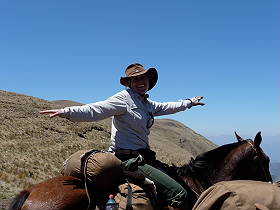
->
<box><xmin>232</xmin><ymin>131</ymin><xmax>272</xmax><ymax>182</ymax></box>
<box><xmin>172</xmin><ymin>132</ymin><xmax>273</xmax><ymax>198</ymax></box>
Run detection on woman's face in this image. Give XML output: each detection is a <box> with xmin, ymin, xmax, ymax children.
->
<box><xmin>130</xmin><ymin>74</ymin><xmax>149</xmax><ymax>95</ymax></box>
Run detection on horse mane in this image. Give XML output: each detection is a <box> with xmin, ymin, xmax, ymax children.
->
<box><xmin>174</xmin><ymin>141</ymin><xmax>248</xmax><ymax>178</ymax></box>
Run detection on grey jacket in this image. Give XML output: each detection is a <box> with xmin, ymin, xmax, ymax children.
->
<box><xmin>61</xmin><ymin>89</ymin><xmax>192</xmax><ymax>151</ymax></box>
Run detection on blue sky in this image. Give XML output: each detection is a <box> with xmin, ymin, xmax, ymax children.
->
<box><xmin>1</xmin><ymin>1</ymin><xmax>279</xmax><ymax>160</ymax></box>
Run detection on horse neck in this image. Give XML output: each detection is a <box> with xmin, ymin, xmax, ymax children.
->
<box><xmin>214</xmin><ymin>142</ymin><xmax>253</xmax><ymax>181</ymax></box>
<box><xmin>171</xmin><ymin>160</ymin><xmax>213</xmax><ymax>196</ymax></box>
<box><xmin>172</xmin><ymin>142</ymin><xmax>251</xmax><ymax>196</ymax></box>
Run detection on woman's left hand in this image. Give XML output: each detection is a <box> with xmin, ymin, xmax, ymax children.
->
<box><xmin>190</xmin><ymin>96</ymin><xmax>205</xmax><ymax>106</ymax></box>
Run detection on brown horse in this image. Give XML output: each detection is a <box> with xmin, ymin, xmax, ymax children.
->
<box><xmin>8</xmin><ymin>132</ymin><xmax>272</xmax><ymax>210</ymax></box>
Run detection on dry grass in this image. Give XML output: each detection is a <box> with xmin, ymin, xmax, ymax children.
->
<box><xmin>0</xmin><ymin>90</ymin><xmax>217</xmax><ymax>200</ymax></box>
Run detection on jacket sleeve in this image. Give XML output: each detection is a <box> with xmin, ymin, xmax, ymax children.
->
<box><xmin>61</xmin><ymin>92</ymin><xmax>127</xmax><ymax>122</ymax></box>
<box><xmin>149</xmin><ymin>99</ymin><xmax>192</xmax><ymax>117</ymax></box>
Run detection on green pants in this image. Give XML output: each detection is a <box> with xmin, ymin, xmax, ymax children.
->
<box><xmin>116</xmin><ymin>153</ymin><xmax>193</xmax><ymax>209</ymax></box>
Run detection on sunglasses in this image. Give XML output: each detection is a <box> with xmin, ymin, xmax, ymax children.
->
<box><xmin>146</xmin><ymin>112</ymin><xmax>154</xmax><ymax>129</ymax></box>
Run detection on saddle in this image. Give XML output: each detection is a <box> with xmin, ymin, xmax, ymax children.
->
<box><xmin>116</xmin><ymin>181</ymin><xmax>156</xmax><ymax>210</ymax></box>
<box><xmin>63</xmin><ymin>149</ymin><xmax>158</xmax><ymax>210</ymax></box>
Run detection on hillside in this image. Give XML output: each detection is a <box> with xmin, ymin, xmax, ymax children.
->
<box><xmin>0</xmin><ymin>90</ymin><xmax>217</xmax><ymax>201</ymax></box>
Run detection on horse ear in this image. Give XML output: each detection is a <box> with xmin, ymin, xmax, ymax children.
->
<box><xmin>254</xmin><ymin>131</ymin><xmax>262</xmax><ymax>147</ymax></box>
<box><xmin>234</xmin><ymin>131</ymin><xmax>244</xmax><ymax>142</ymax></box>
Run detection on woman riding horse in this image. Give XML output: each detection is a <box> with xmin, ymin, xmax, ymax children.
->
<box><xmin>8</xmin><ymin>132</ymin><xmax>273</xmax><ymax>210</ymax></box>
<box><xmin>40</xmin><ymin>63</ymin><xmax>205</xmax><ymax>210</ymax></box>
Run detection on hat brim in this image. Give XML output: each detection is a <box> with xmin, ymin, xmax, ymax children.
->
<box><xmin>120</xmin><ymin>68</ymin><xmax>158</xmax><ymax>91</ymax></box>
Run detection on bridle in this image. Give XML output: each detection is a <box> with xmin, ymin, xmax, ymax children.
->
<box><xmin>246</xmin><ymin>140</ymin><xmax>271</xmax><ymax>182</ymax></box>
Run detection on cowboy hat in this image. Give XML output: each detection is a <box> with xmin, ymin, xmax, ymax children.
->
<box><xmin>120</xmin><ymin>63</ymin><xmax>158</xmax><ymax>91</ymax></box>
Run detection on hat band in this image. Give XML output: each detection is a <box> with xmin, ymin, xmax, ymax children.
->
<box><xmin>126</xmin><ymin>68</ymin><xmax>146</xmax><ymax>77</ymax></box>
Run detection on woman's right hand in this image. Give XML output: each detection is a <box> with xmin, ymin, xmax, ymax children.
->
<box><xmin>39</xmin><ymin>109</ymin><xmax>64</xmax><ymax>118</ymax></box>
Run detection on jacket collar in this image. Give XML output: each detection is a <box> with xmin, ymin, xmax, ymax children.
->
<box><xmin>128</xmin><ymin>88</ymin><xmax>149</xmax><ymax>102</ymax></box>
